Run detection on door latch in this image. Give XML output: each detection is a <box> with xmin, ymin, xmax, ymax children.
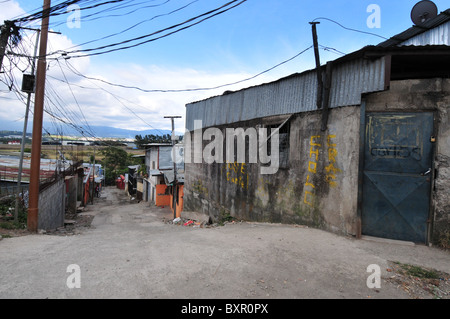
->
<box><xmin>421</xmin><ymin>168</ymin><xmax>431</xmax><ymax>176</ymax></box>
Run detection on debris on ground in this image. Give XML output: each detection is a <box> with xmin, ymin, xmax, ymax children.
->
<box><xmin>165</xmin><ymin>217</ymin><xmax>206</xmax><ymax>228</ymax></box>
<box><xmin>44</xmin><ymin>213</ymin><xmax>94</xmax><ymax>236</ymax></box>
<box><xmin>43</xmin><ymin>204</ymin><xmax>95</xmax><ymax>236</ymax></box>
<box><xmin>164</xmin><ymin>215</ymin><xmax>244</xmax><ymax>229</ymax></box>
<box><xmin>385</xmin><ymin>261</ymin><xmax>450</xmax><ymax>299</ymax></box>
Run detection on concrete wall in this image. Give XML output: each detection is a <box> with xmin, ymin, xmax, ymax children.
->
<box><xmin>184</xmin><ymin>77</ymin><xmax>449</xmax><ymax>244</ymax></box>
<box><xmin>184</xmin><ymin>106</ymin><xmax>361</xmax><ymax>236</ymax></box>
<box><xmin>65</xmin><ymin>175</ymin><xmax>77</xmax><ymax>214</ymax></box>
<box><xmin>76</xmin><ymin>167</ymin><xmax>84</xmax><ymax>202</ymax></box>
<box><xmin>38</xmin><ymin>178</ymin><xmax>65</xmax><ymax>231</ymax></box>
<box><xmin>365</xmin><ymin>78</ymin><xmax>450</xmax><ymax>246</ymax></box>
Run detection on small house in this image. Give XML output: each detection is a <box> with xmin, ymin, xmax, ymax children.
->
<box><xmin>183</xmin><ymin>9</ymin><xmax>450</xmax><ymax>245</ymax></box>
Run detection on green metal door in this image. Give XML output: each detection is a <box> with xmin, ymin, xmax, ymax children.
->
<box><xmin>362</xmin><ymin>112</ymin><xmax>434</xmax><ymax>243</ymax></box>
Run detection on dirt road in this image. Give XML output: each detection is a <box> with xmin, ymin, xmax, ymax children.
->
<box><xmin>0</xmin><ymin>186</ymin><xmax>449</xmax><ymax>300</ymax></box>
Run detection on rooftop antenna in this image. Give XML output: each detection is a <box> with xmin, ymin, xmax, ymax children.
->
<box><xmin>411</xmin><ymin>0</ymin><xmax>438</xmax><ymax>25</ymax></box>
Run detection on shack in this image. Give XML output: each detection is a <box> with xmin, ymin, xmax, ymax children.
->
<box><xmin>184</xmin><ymin>9</ymin><xmax>450</xmax><ymax>245</ymax></box>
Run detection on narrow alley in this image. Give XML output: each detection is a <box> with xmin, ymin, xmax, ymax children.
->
<box><xmin>0</xmin><ymin>186</ymin><xmax>449</xmax><ymax>300</ymax></box>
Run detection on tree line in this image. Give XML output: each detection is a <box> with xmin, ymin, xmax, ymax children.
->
<box><xmin>134</xmin><ymin>134</ymin><xmax>172</xmax><ymax>149</ymax></box>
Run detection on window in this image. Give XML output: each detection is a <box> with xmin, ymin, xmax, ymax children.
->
<box><xmin>263</xmin><ymin>120</ymin><xmax>290</xmax><ymax>169</ymax></box>
<box><xmin>278</xmin><ymin>122</ymin><xmax>290</xmax><ymax>169</ymax></box>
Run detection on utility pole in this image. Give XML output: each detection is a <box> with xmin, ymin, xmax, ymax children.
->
<box><xmin>91</xmin><ymin>146</ymin><xmax>95</xmax><ymax>204</ymax></box>
<box><xmin>309</xmin><ymin>21</ymin><xmax>332</xmax><ymax>131</ymax></box>
<box><xmin>164</xmin><ymin>116</ymin><xmax>181</xmax><ymax>219</ymax></box>
<box><xmin>28</xmin><ymin>0</ymin><xmax>51</xmax><ymax>232</ymax></box>
<box><xmin>14</xmin><ymin>30</ymin><xmax>40</xmax><ymax>222</ymax></box>
<box><xmin>0</xmin><ymin>21</ymin><xmax>14</xmax><ymax>72</ymax></box>
<box><xmin>310</xmin><ymin>22</ymin><xmax>323</xmax><ymax>110</ymax></box>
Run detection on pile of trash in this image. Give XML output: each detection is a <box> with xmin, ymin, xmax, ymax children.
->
<box><xmin>166</xmin><ymin>217</ymin><xmax>207</xmax><ymax>228</ymax></box>
<box><xmin>165</xmin><ymin>216</ymin><xmax>242</xmax><ymax>229</ymax></box>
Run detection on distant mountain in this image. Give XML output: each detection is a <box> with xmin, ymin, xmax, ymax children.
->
<box><xmin>0</xmin><ymin>121</ymin><xmax>179</xmax><ymax>139</ymax></box>
<box><xmin>59</xmin><ymin>125</ymin><xmax>174</xmax><ymax>139</ymax></box>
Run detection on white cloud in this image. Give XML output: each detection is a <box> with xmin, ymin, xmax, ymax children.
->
<box><xmin>61</xmin><ymin>62</ymin><xmax>275</xmax><ymax>132</ymax></box>
<box><xmin>0</xmin><ymin>1</ymin><xmax>24</xmax><ymax>24</ymax></box>
<box><xmin>1</xmin><ymin>43</ymin><xmax>275</xmax><ymax>136</ymax></box>
<box><xmin>0</xmin><ymin>1</ymin><xmax>279</xmax><ymax>137</ymax></box>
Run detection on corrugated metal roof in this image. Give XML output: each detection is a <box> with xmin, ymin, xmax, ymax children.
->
<box><xmin>329</xmin><ymin>57</ymin><xmax>385</xmax><ymax>108</ymax></box>
<box><xmin>400</xmin><ymin>20</ymin><xmax>450</xmax><ymax>46</ymax></box>
<box><xmin>378</xmin><ymin>9</ymin><xmax>450</xmax><ymax>47</ymax></box>
<box><xmin>163</xmin><ymin>170</ymin><xmax>185</xmax><ymax>185</ymax></box>
<box><xmin>186</xmin><ymin>20</ymin><xmax>450</xmax><ymax>131</ymax></box>
<box><xmin>186</xmin><ymin>56</ymin><xmax>386</xmax><ymax>131</ymax></box>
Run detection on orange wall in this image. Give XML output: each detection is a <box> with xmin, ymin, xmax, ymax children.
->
<box><xmin>169</xmin><ymin>185</ymin><xmax>183</xmax><ymax>218</ymax></box>
<box><xmin>175</xmin><ymin>185</ymin><xmax>184</xmax><ymax>217</ymax></box>
<box><xmin>155</xmin><ymin>184</ymin><xmax>171</xmax><ymax>207</ymax></box>
<box><xmin>155</xmin><ymin>184</ymin><xmax>184</xmax><ymax>218</ymax></box>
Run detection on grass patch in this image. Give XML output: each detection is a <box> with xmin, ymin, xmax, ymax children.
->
<box><xmin>438</xmin><ymin>229</ymin><xmax>450</xmax><ymax>250</ymax></box>
<box><xmin>0</xmin><ymin>196</ymin><xmax>28</xmax><ymax>232</ymax></box>
<box><xmin>394</xmin><ymin>262</ymin><xmax>440</xmax><ymax>279</ymax></box>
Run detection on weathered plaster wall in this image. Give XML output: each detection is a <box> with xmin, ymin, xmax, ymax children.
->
<box><xmin>365</xmin><ymin>78</ymin><xmax>450</xmax><ymax>245</ymax></box>
<box><xmin>184</xmin><ymin>106</ymin><xmax>361</xmax><ymax>236</ymax></box>
<box><xmin>65</xmin><ymin>175</ymin><xmax>77</xmax><ymax>215</ymax></box>
<box><xmin>184</xmin><ymin>78</ymin><xmax>449</xmax><ymax>245</ymax></box>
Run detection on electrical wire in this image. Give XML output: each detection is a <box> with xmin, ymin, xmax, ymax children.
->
<box><xmin>55</xmin><ymin>59</ymin><xmax>95</xmax><ymax>136</ymax></box>
<box><xmin>63</xmin><ymin>45</ymin><xmax>313</xmax><ymax>93</ymax></box>
<box><xmin>51</xmin><ymin>0</ymin><xmax>248</xmax><ymax>59</ymax></box>
<box><xmin>311</xmin><ymin>17</ymin><xmax>388</xmax><ymax>40</ymax></box>
<box><xmin>47</xmin><ymin>0</ymin><xmax>173</xmax><ymax>29</ymax></box>
<box><xmin>49</xmin><ymin>62</ymin><xmax>171</xmax><ymax>135</ymax></box>
<box><xmin>60</xmin><ymin>0</ymin><xmax>199</xmax><ymax>51</ymax></box>
<box><xmin>12</xmin><ymin>1</ymin><xmax>127</xmax><ymax>24</ymax></box>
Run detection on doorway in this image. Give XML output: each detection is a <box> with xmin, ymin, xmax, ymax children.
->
<box><xmin>361</xmin><ymin>112</ymin><xmax>434</xmax><ymax>243</ymax></box>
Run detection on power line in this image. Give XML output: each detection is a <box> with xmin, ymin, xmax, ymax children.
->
<box><xmin>60</xmin><ymin>0</ymin><xmax>199</xmax><ymax>51</ymax></box>
<box><xmin>55</xmin><ymin>58</ymin><xmax>95</xmax><ymax>136</ymax></box>
<box><xmin>12</xmin><ymin>1</ymin><xmax>127</xmax><ymax>24</ymax></box>
<box><xmin>55</xmin><ymin>0</ymin><xmax>248</xmax><ymax>58</ymax></box>
<box><xmin>63</xmin><ymin>45</ymin><xmax>313</xmax><ymax>93</ymax></box>
<box><xmin>50</xmin><ymin>62</ymin><xmax>169</xmax><ymax>135</ymax></box>
<box><xmin>311</xmin><ymin>17</ymin><xmax>388</xmax><ymax>40</ymax></box>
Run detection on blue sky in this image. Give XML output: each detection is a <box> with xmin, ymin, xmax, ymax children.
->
<box><xmin>1</xmin><ymin>0</ymin><xmax>449</xmax><ymax>137</ymax></box>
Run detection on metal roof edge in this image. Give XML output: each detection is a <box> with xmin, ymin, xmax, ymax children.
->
<box><xmin>377</xmin><ymin>8</ymin><xmax>450</xmax><ymax>47</ymax></box>
<box><xmin>186</xmin><ymin>44</ymin><xmax>450</xmax><ymax>107</ymax></box>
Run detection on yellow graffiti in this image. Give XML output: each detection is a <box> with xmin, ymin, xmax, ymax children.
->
<box><xmin>310</xmin><ymin>136</ymin><xmax>321</xmax><ymax>147</ymax></box>
<box><xmin>325</xmin><ymin>135</ymin><xmax>341</xmax><ymax>188</ymax></box>
<box><xmin>308</xmin><ymin>161</ymin><xmax>317</xmax><ymax>174</ymax></box>
<box><xmin>192</xmin><ymin>180</ymin><xmax>208</xmax><ymax>195</ymax></box>
<box><xmin>303</xmin><ymin>134</ymin><xmax>341</xmax><ymax>206</ymax></box>
<box><xmin>304</xmin><ymin>175</ymin><xmax>315</xmax><ymax>189</ymax></box>
<box><xmin>223</xmin><ymin>161</ymin><xmax>249</xmax><ymax>190</ymax></box>
<box><xmin>304</xmin><ymin>190</ymin><xmax>315</xmax><ymax>207</ymax></box>
<box><xmin>303</xmin><ymin>136</ymin><xmax>321</xmax><ymax>207</ymax></box>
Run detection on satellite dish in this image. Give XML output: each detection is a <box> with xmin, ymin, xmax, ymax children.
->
<box><xmin>411</xmin><ymin>1</ymin><xmax>438</xmax><ymax>25</ymax></box>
